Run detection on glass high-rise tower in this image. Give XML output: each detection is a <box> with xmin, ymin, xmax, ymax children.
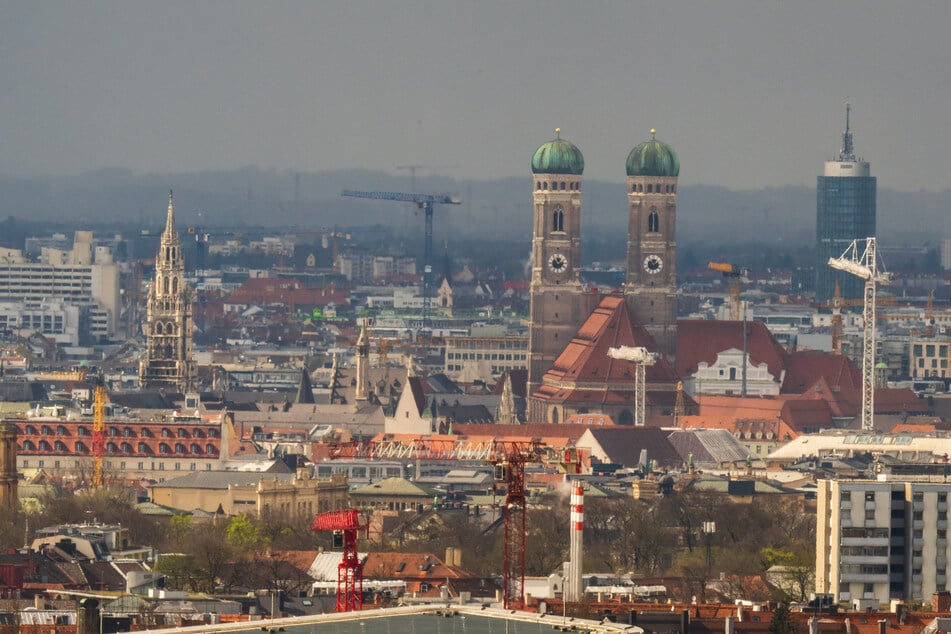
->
<box><xmin>816</xmin><ymin>104</ymin><xmax>876</xmax><ymax>304</ymax></box>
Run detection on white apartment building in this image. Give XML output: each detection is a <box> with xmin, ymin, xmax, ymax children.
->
<box><xmin>0</xmin><ymin>233</ymin><xmax>120</xmax><ymax>340</ymax></box>
<box><xmin>817</xmin><ymin>478</ymin><xmax>951</xmax><ymax>605</ymax></box>
<box><xmin>444</xmin><ymin>336</ymin><xmax>528</xmax><ymax>381</ymax></box>
<box><xmin>0</xmin><ymin>300</ymin><xmax>81</xmax><ymax>345</ymax></box>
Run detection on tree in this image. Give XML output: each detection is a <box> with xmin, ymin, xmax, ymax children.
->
<box><xmin>769</xmin><ymin>602</ymin><xmax>799</xmax><ymax>634</ymax></box>
<box><xmin>585</xmin><ymin>498</ymin><xmax>676</xmax><ymax>577</ymax></box>
<box><xmin>226</xmin><ymin>515</ymin><xmax>266</xmax><ymax>554</ymax></box>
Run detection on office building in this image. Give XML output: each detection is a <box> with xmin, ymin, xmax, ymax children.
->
<box><xmin>816</xmin><ymin>105</ymin><xmax>876</xmax><ymax>303</ymax></box>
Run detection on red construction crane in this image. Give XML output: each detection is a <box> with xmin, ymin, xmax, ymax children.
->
<box><xmin>311</xmin><ymin>509</ymin><xmax>369</xmax><ymax>612</ymax></box>
<box><xmin>327</xmin><ymin>437</ymin><xmax>582</xmax><ymax>610</ymax></box>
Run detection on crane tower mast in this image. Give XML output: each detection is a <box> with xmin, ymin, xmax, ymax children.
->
<box><xmin>828</xmin><ymin>237</ymin><xmax>891</xmax><ymax>431</ymax></box>
<box><xmin>341</xmin><ymin>190</ymin><xmax>461</xmax><ymax>327</ymax></box>
<box><xmin>327</xmin><ymin>438</ymin><xmax>581</xmax><ymax>610</ymax></box>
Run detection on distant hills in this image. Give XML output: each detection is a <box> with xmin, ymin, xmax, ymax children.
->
<box><xmin>0</xmin><ymin>168</ymin><xmax>946</xmax><ymax>250</ymax></box>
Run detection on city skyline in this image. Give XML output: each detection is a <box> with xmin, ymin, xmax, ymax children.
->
<box><xmin>2</xmin><ymin>3</ymin><xmax>950</xmax><ymax>193</ymax></box>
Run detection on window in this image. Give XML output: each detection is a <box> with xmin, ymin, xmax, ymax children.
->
<box><xmin>648</xmin><ymin>209</ymin><xmax>660</xmax><ymax>232</ymax></box>
<box><xmin>552</xmin><ymin>205</ymin><xmax>564</xmax><ymax>232</ymax></box>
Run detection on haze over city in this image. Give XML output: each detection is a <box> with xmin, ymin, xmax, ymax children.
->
<box><xmin>3</xmin><ymin>2</ymin><xmax>950</xmax><ymax>192</ymax></box>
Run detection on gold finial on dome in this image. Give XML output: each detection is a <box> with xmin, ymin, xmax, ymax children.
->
<box><xmin>650</xmin><ymin>128</ymin><xmax>656</xmax><ymax>138</ymax></box>
<box><xmin>555</xmin><ymin>127</ymin><xmax>561</xmax><ymax>138</ymax></box>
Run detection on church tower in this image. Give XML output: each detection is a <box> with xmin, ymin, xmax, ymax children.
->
<box><xmin>527</xmin><ymin>129</ymin><xmax>587</xmax><ymax>404</ymax></box>
<box><xmin>139</xmin><ymin>191</ymin><xmax>197</xmax><ymax>392</ymax></box>
<box><xmin>354</xmin><ymin>320</ymin><xmax>369</xmax><ymax>401</ymax></box>
<box><xmin>624</xmin><ymin>130</ymin><xmax>680</xmax><ymax>363</ymax></box>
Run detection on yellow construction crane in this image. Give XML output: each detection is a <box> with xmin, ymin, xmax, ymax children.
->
<box><xmin>92</xmin><ymin>382</ymin><xmax>107</xmax><ymax>487</ymax></box>
<box><xmin>708</xmin><ymin>261</ymin><xmax>749</xmax><ymax>321</ymax></box>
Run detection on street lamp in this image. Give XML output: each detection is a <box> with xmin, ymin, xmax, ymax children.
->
<box><xmin>702</xmin><ymin>521</ymin><xmax>716</xmax><ymax>570</ymax></box>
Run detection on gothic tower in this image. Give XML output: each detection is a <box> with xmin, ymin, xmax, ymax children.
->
<box><xmin>527</xmin><ymin>129</ymin><xmax>587</xmax><ymax>404</ymax></box>
<box><xmin>624</xmin><ymin>130</ymin><xmax>680</xmax><ymax>363</ymax></box>
<box><xmin>354</xmin><ymin>320</ymin><xmax>369</xmax><ymax>402</ymax></box>
<box><xmin>139</xmin><ymin>191</ymin><xmax>197</xmax><ymax>392</ymax></box>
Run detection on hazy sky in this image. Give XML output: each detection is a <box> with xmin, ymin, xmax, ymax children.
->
<box><xmin>2</xmin><ymin>2</ymin><xmax>949</xmax><ymax>191</ymax></box>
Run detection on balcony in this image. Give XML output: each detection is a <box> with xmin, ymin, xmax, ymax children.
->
<box><xmin>841</xmin><ymin>573</ymin><xmax>888</xmax><ymax>583</ymax></box>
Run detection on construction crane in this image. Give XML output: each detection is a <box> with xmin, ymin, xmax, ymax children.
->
<box><xmin>607</xmin><ymin>345</ymin><xmax>658</xmax><ymax>426</ymax></box>
<box><xmin>341</xmin><ymin>190</ymin><xmax>461</xmax><ymax>327</ymax></box>
<box><xmin>828</xmin><ymin>237</ymin><xmax>892</xmax><ymax>431</ymax></box>
<box><xmin>311</xmin><ymin>509</ymin><xmax>369</xmax><ymax>612</ymax></box>
<box><xmin>327</xmin><ymin>438</ymin><xmax>582</xmax><ymax>610</ymax></box>
<box><xmin>818</xmin><ymin>281</ymin><xmax>898</xmax><ymax>354</ymax></box>
<box><xmin>92</xmin><ymin>379</ymin><xmax>107</xmax><ymax>487</ymax></box>
<box><xmin>707</xmin><ymin>261</ymin><xmax>749</xmax><ymax>321</ymax></box>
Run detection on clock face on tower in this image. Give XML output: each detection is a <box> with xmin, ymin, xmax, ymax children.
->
<box><xmin>643</xmin><ymin>254</ymin><xmax>663</xmax><ymax>274</ymax></box>
<box><xmin>548</xmin><ymin>253</ymin><xmax>568</xmax><ymax>273</ymax></box>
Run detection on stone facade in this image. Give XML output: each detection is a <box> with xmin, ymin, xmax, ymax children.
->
<box><xmin>139</xmin><ymin>192</ymin><xmax>197</xmax><ymax>392</ymax></box>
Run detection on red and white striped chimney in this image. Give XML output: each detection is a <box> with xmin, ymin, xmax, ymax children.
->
<box><xmin>566</xmin><ymin>484</ymin><xmax>584</xmax><ymax>602</ymax></box>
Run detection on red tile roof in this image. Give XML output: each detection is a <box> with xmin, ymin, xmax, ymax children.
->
<box><xmin>677</xmin><ymin>320</ymin><xmax>787</xmax><ymax>381</ymax></box>
<box><xmin>544</xmin><ymin>296</ymin><xmax>679</xmax><ymax>384</ymax></box>
<box><xmin>781</xmin><ymin>351</ymin><xmax>860</xmax><ymax>395</ymax></box>
<box><xmin>678</xmin><ymin>394</ymin><xmax>831</xmax><ymax>439</ymax></box>
<box><xmin>226</xmin><ymin>279</ymin><xmax>350</xmax><ymax>308</ymax></box>
<box><xmin>533</xmin><ymin>296</ymin><xmax>680</xmax><ymax>412</ymax></box>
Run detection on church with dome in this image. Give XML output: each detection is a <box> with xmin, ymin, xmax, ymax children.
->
<box><xmin>526</xmin><ymin>129</ymin><xmax>692</xmax><ymax>425</ymax></box>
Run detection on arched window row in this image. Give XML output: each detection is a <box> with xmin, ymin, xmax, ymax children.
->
<box><xmin>153</xmin><ymin>322</ymin><xmax>178</xmax><ymax>336</ymax></box>
<box><xmin>552</xmin><ymin>206</ymin><xmax>564</xmax><ymax>232</ymax></box>
<box><xmin>535</xmin><ymin>181</ymin><xmax>580</xmax><ymax>192</ymax></box>
<box><xmin>631</xmin><ymin>183</ymin><xmax>676</xmax><ymax>194</ymax></box>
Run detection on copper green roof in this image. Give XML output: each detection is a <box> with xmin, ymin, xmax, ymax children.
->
<box><xmin>532</xmin><ymin>128</ymin><xmax>584</xmax><ymax>175</ymax></box>
<box><xmin>626</xmin><ymin>129</ymin><xmax>679</xmax><ymax>177</ymax></box>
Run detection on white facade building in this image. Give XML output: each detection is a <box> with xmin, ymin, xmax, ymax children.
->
<box><xmin>0</xmin><ymin>242</ymin><xmax>120</xmax><ymax>340</ymax></box>
<box><xmin>817</xmin><ymin>477</ymin><xmax>951</xmax><ymax>605</ymax></box>
<box><xmin>685</xmin><ymin>348</ymin><xmax>782</xmax><ymax>397</ymax></box>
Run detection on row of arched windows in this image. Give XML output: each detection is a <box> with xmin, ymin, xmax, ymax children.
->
<box><xmin>19</xmin><ymin>440</ymin><xmax>218</xmax><ymax>456</ymax></box>
<box><xmin>632</xmin><ymin>182</ymin><xmax>676</xmax><ymax>194</ymax></box>
<box><xmin>20</xmin><ymin>425</ymin><xmax>215</xmax><ymax>440</ymax></box>
<box><xmin>552</xmin><ymin>207</ymin><xmax>565</xmax><ymax>232</ymax></box>
<box><xmin>536</xmin><ymin>181</ymin><xmax>580</xmax><ymax>191</ymax></box>
<box><xmin>161</xmin><ymin>276</ymin><xmax>179</xmax><ymax>295</ymax></box>
<box><xmin>154</xmin><ymin>321</ymin><xmax>178</xmax><ymax>336</ymax></box>
<box><xmin>164</xmin><ymin>245</ymin><xmax>178</xmax><ymax>263</ymax></box>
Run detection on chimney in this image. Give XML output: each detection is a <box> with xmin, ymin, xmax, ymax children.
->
<box><xmin>878</xmin><ymin>620</ymin><xmax>887</xmax><ymax>634</ymax></box>
<box><xmin>725</xmin><ymin>616</ymin><xmax>735</xmax><ymax>634</ymax></box>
